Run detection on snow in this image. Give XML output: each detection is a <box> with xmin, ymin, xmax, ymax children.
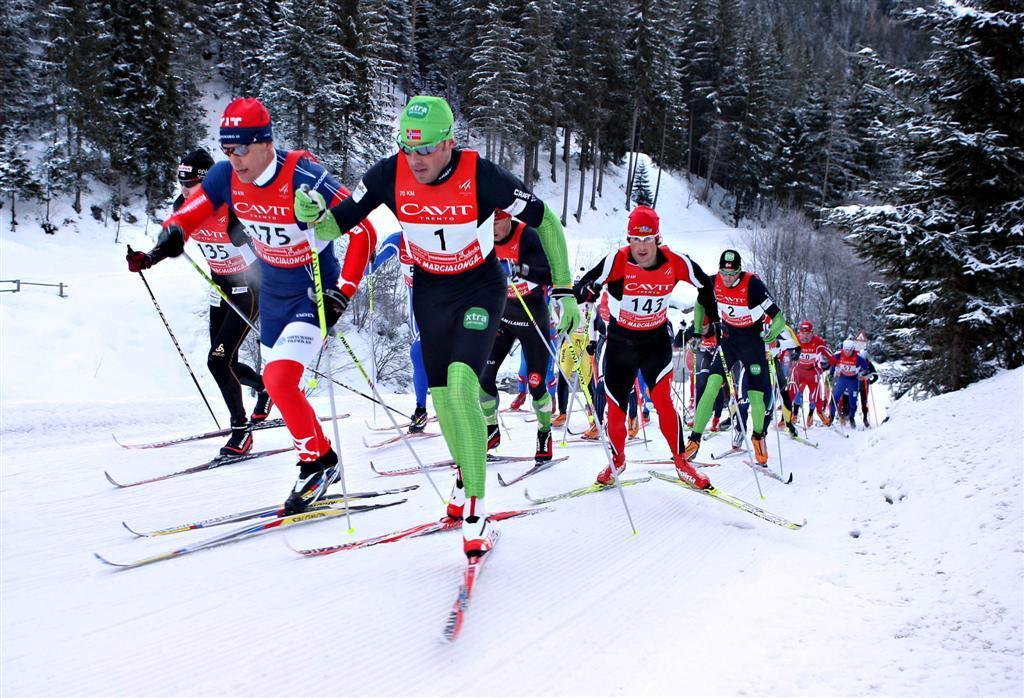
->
<box><xmin>3</xmin><ymin>147</ymin><xmax>1023</xmax><ymax>697</ymax></box>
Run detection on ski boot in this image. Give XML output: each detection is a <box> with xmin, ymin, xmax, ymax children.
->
<box><xmin>673</xmin><ymin>453</ymin><xmax>710</xmax><ymax>489</ymax></box>
<box><xmin>628</xmin><ymin>417</ymin><xmax>640</xmax><ymax>438</ymax></box>
<box><xmin>751</xmin><ymin>433</ymin><xmax>769</xmax><ymax>465</ymax></box>
<box><xmin>551</xmin><ymin>412</ymin><xmax>567</xmax><ymax>428</ymax></box>
<box><xmin>219</xmin><ymin>420</ymin><xmax>253</xmax><ymax>457</ymax></box>
<box><xmin>462</xmin><ymin>497</ymin><xmax>493</xmax><ymax>558</ymax></box>
<box><xmin>581</xmin><ymin>422</ymin><xmax>600</xmax><ymax>440</ymax></box>
<box><xmin>509</xmin><ymin>392</ymin><xmax>527</xmax><ymax>410</ymax></box>
<box><xmin>786</xmin><ymin>419</ymin><xmax>799</xmax><ymax>438</ymax></box>
<box><xmin>817</xmin><ymin>407</ymin><xmax>832</xmax><ymax>426</ymax></box>
<box><xmin>683</xmin><ymin>433</ymin><xmax>701</xmax><ymax>461</ymax></box>
<box><xmin>711</xmin><ymin>416</ymin><xmax>721</xmax><ymax>432</ymax></box>
<box><xmin>447</xmin><ymin>470</ymin><xmax>465</xmax><ymax>519</ymax></box>
<box><xmin>283</xmin><ymin>449</ymin><xmax>339</xmax><ymax>515</ymax></box>
<box><xmin>486</xmin><ymin>423</ymin><xmax>500</xmax><ymax>450</ymax></box>
<box><xmin>409</xmin><ymin>405</ymin><xmax>428</xmax><ymax>433</ymax></box>
<box><xmin>535</xmin><ymin>428</ymin><xmax>553</xmax><ymax>462</ymax></box>
<box><xmin>596</xmin><ymin>452</ymin><xmax>626</xmax><ymax>485</ymax></box>
<box><xmin>250</xmin><ymin>390</ymin><xmax>274</xmax><ymax>423</ymax></box>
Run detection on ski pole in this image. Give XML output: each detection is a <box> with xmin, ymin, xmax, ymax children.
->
<box><xmin>766</xmin><ymin>350</ymin><xmax>787</xmax><ymax>479</ymax></box>
<box><xmin>181</xmin><ymin>251</ymin><xmax>411</xmax><ymax>420</ymax></box>
<box><xmin>129</xmin><ymin>245</ymin><xmax>220</xmax><ymax>429</ymax></box>
<box><xmin>715</xmin><ymin>343</ymin><xmax>763</xmax><ymax>499</ymax></box>
<box><xmin>305</xmin><ymin>225</ymin><xmax>354</xmax><ymax>534</ymax></box>
<box><xmin>510</xmin><ymin>283</ymin><xmax>637</xmax><ymax>534</ymax></box>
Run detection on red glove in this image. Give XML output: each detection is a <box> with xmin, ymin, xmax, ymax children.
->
<box><xmin>126</xmin><ymin>249</ymin><xmax>153</xmax><ymax>272</ymax></box>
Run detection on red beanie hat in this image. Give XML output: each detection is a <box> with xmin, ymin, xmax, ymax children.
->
<box><xmin>627</xmin><ymin>205</ymin><xmax>659</xmax><ymax>238</ymax></box>
<box><xmin>494</xmin><ymin>209</ymin><xmax>512</xmax><ymax>221</ymax></box>
<box><xmin>220</xmin><ymin>98</ymin><xmax>273</xmax><ymax>145</ymax></box>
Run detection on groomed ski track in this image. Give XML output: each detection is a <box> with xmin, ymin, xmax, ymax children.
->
<box><xmin>2</xmin><ymin>371</ymin><xmax>1021</xmax><ymax>697</ymax></box>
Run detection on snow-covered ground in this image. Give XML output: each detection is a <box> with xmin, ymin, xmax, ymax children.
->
<box><xmin>2</xmin><ymin>138</ymin><xmax>1022</xmax><ymax>696</ymax></box>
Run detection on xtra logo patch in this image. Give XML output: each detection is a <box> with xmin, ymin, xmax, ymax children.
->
<box><xmin>407</xmin><ymin>104</ymin><xmax>429</xmax><ymax>118</ymax></box>
<box><xmin>463</xmin><ymin>307</ymin><xmax>489</xmax><ymax>331</ymax></box>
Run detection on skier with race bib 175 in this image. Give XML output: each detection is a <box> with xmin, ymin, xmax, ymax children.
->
<box><xmin>293</xmin><ymin>96</ymin><xmax>579</xmax><ymax>559</ymax></box>
<box><xmin>575</xmin><ymin>205</ymin><xmax>718</xmax><ymax>490</ymax></box>
<box><xmin>155</xmin><ymin>98</ymin><xmax>379</xmax><ymax>515</ymax></box>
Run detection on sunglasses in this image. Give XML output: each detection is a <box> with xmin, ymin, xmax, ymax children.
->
<box><xmin>720</xmin><ymin>268</ymin><xmax>741</xmax><ymax>276</ymax></box>
<box><xmin>627</xmin><ymin>235</ymin><xmax>656</xmax><ymax>243</ymax></box>
<box><xmin>397</xmin><ymin>139</ymin><xmax>444</xmax><ymax>156</ymax></box>
<box><xmin>180</xmin><ymin>179</ymin><xmax>201</xmax><ymax>189</ymax></box>
<box><xmin>221</xmin><ymin>143</ymin><xmax>252</xmax><ymax>157</ymax></box>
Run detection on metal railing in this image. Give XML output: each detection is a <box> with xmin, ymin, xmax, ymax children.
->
<box><xmin>0</xmin><ymin>279</ymin><xmax>68</xmax><ymax>297</ymax></box>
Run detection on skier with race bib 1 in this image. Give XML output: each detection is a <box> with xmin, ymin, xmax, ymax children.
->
<box><xmin>293</xmin><ymin>96</ymin><xmax>578</xmax><ymax>559</ymax></box>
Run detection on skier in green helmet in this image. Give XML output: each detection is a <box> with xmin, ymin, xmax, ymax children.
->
<box><xmin>294</xmin><ymin>95</ymin><xmax>579</xmax><ymax>558</ymax></box>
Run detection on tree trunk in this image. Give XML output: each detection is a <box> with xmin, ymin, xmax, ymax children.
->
<box><xmin>9</xmin><ymin>193</ymin><xmax>15</xmax><ymax>232</ymax></box>
<box><xmin>523</xmin><ymin>138</ymin><xmax>534</xmax><ymax>190</ymax></box>
<box><xmin>560</xmin><ymin>126</ymin><xmax>571</xmax><ymax>226</ymax></box>
<box><xmin>590</xmin><ymin>129</ymin><xmax>600</xmax><ymax>210</ymax></box>
<box><xmin>625</xmin><ymin>105</ymin><xmax>639</xmax><ymax>210</ymax></box>
<box><xmin>820</xmin><ymin>116</ymin><xmax>834</xmax><ymax>215</ymax></box>
<box><xmin>653</xmin><ymin>109</ymin><xmax>667</xmax><ymax>208</ymax></box>
<box><xmin>574</xmin><ymin>135</ymin><xmax>587</xmax><ymax>222</ymax></box>
<box><xmin>700</xmin><ymin>126</ymin><xmax>721</xmax><ymax>203</ymax></box>
<box><xmin>550</xmin><ymin>111</ymin><xmax>559</xmax><ymax>182</ymax></box>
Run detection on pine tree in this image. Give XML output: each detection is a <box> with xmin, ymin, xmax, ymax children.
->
<box><xmin>827</xmin><ymin>0</ymin><xmax>1024</xmax><ymax>395</ymax></box>
<box><xmin>214</xmin><ymin>0</ymin><xmax>273</xmax><ymax>98</ymax></box>
<box><xmin>631</xmin><ymin>160</ymin><xmax>653</xmax><ymax>207</ymax></box>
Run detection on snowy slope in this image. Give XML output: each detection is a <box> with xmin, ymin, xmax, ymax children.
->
<box><xmin>1</xmin><ymin>367</ymin><xmax>1021</xmax><ymax>696</ymax></box>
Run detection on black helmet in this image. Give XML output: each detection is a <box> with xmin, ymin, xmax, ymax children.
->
<box><xmin>719</xmin><ymin>249</ymin><xmax>742</xmax><ymax>272</ymax></box>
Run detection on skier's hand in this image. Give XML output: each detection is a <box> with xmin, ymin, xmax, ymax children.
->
<box><xmin>586</xmin><ymin>340</ymin><xmax>597</xmax><ymax>356</ymax></box>
<box><xmin>866</xmin><ymin>372</ymin><xmax>879</xmax><ymax>384</ymax></box>
<box><xmin>553</xmin><ymin>289</ymin><xmax>580</xmax><ymax>334</ymax></box>
<box><xmin>294</xmin><ymin>187</ymin><xmax>328</xmax><ymax>224</ymax></box>
<box><xmin>126</xmin><ymin>249</ymin><xmax>153</xmax><ymax>272</ymax></box>
<box><xmin>156</xmin><ymin>224</ymin><xmax>185</xmax><ymax>258</ymax></box>
<box><xmin>307</xmin><ymin>287</ymin><xmax>350</xmax><ymax>328</ymax></box>
<box><xmin>295</xmin><ymin>186</ymin><xmax>343</xmax><ymax>241</ymax></box>
<box><xmin>687</xmin><ymin>336</ymin><xmax>701</xmax><ymax>352</ymax></box>
<box><xmin>500</xmin><ymin>259</ymin><xmax>522</xmax><ymax>280</ymax></box>
<box><xmin>575</xmin><ymin>281</ymin><xmax>600</xmax><ymax>303</ymax></box>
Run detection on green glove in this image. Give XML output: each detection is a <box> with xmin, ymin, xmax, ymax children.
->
<box><xmin>294</xmin><ymin>188</ymin><xmax>341</xmax><ymax>241</ymax></box>
<box><xmin>555</xmin><ymin>292</ymin><xmax>580</xmax><ymax>334</ymax></box>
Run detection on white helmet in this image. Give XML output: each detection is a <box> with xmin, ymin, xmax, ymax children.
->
<box><xmin>842</xmin><ymin>339</ymin><xmax>856</xmax><ymax>353</ymax></box>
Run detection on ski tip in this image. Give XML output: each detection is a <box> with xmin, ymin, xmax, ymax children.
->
<box><xmin>93</xmin><ymin>551</ymin><xmax>128</xmax><ymax>568</ymax></box>
<box><xmin>121</xmin><ymin>521</ymin><xmax>146</xmax><ymax>538</ymax></box>
<box><xmin>496</xmin><ymin>474</ymin><xmax>509</xmax><ymax>487</ymax></box>
<box><xmin>104</xmin><ymin>471</ymin><xmax>126</xmax><ymax>488</ymax></box>
<box><xmin>785</xmin><ymin>472</ymin><xmax>794</xmax><ymax>484</ymax></box>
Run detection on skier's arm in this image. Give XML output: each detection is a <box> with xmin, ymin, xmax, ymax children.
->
<box><xmin>515</xmin><ymin>226</ymin><xmax>553</xmax><ymax>286</ymax></box>
<box><xmin>763</xmin><ymin>311</ymin><xmax>787</xmax><ymax>344</ymax></box>
<box><xmin>366</xmin><ymin>231</ymin><xmax>403</xmax><ymax>277</ymax></box>
<box><xmin>298</xmin><ymin>158</ymin><xmax>391</xmax><ymax>241</ymax></box>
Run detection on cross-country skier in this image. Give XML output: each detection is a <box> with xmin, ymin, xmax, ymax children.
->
<box><xmin>153</xmin><ymin>98</ymin><xmax>378</xmax><ymax>514</ymax></box>
<box><xmin>365</xmin><ymin>231</ymin><xmax>430</xmax><ymax>432</ymax></box>
<box><xmin>126</xmin><ymin>148</ymin><xmax>272</xmax><ymax>457</ymax></box>
<box><xmin>792</xmin><ymin>320</ymin><xmax>833</xmax><ymax>427</ymax></box>
<box><xmin>479</xmin><ymin>210</ymin><xmax>556</xmax><ymax>460</ymax></box>
<box><xmin>574</xmin><ymin>205</ymin><xmax>717</xmax><ymax>489</ymax></box>
<box><xmin>554</xmin><ymin>309</ymin><xmax>594</xmax><ymax>427</ymax></box>
<box><xmin>293</xmin><ymin>96</ymin><xmax>578</xmax><ymax>558</ymax></box>
<box><xmin>828</xmin><ymin>339</ymin><xmax>873</xmax><ymax>428</ymax></box>
<box><xmin>685</xmin><ymin>250</ymin><xmax>786</xmax><ymax>467</ymax></box>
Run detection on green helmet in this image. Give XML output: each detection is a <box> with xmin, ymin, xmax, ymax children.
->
<box><xmin>398</xmin><ymin>96</ymin><xmax>455</xmax><ymax>147</ymax></box>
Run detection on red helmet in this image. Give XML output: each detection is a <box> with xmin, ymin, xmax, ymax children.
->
<box><xmin>799</xmin><ymin>321</ymin><xmax>813</xmax><ymax>333</ymax></box>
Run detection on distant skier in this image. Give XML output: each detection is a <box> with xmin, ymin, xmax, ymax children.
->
<box><xmin>294</xmin><ymin>96</ymin><xmax>578</xmax><ymax>558</ymax></box>
<box><xmin>792</xmin><ymin>320</ymin><xmax>833</xmax><ymax>427</ymax></box>
<box><xmin>575</xmin><ymin>205</ymin><xmax>717</xmax><ymax>489</ymax></box>
<box><xmin>828</xmin><ymin>339</ymin><xmax>873</xmax><ymax>428</ymax></box>
<box><xmin>686</xmin><ymin>250</ymin><xmax>786</xmax><ymax>467</ymax></box>
<box><xmin>152</xmin><ymin>98</ymin><xmax>378</xmax><ymax>515</ymax></box>
<box><xmin>126</xmin><ymin>147</ymin><xmax>271</xmax><ymax>457</ymax></box>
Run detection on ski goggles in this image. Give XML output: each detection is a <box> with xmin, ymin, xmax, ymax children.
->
<box><xmin>221</xmin><ymin>143</ymin><xmax>252</xmax><ymax>157</ymax></box>
<box><xmin>180</xmin><ymin>178</ymin><xmax>202</xmax><ymax>189</ymax></box>
<box><xmin>719</xmin><ymin>268</ymin><xmax>741</xmax><ymax>277</ymax></box>
<box><xmin>626</xmin><ymin>235</ymin><xmax>657</xmax><ymax>243</ymax></box>
<box><xmin>397</xmin><ymin>139</ymin><xmax>445</xmax><ymax>156</ymax></box>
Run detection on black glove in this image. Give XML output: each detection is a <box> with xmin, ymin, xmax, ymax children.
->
<box><xmin>575</xmin><ymin>281</ymin><xmax>600</xmax><ymax>303</ymax></box>
<box><xmin>155</xmin><ymin>224</ymin><xmax>185</xmax><ymax>259</ymax></box>
<box><xmin>308</xmin><ymin>287</ymin><xmax>350</xmax><ymax>327</ymax></box>
<box><xmin>126</xmin><ymin>246</ymin><xmax>153</xmax><ymax>272</ymax></box>
<box><xmin>586</xmin><ymin>340</ymin><xmax>596</xmax><ymax>356</ymax></box>
<box><xmin>705</xmin><ymin>321</ymin><xmax>727</xmax><ymax>341</ymax></box>
<box><xmin>867</xmin><ymin>372</ymin><xmax>879</xmax><ymax>384</ymax></box>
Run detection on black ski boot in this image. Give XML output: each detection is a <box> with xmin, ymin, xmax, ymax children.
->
<box><xmin>283</xmin><ymin>449</ymin><xmax>339</xmax><ymax>515</ymax></box>
<box><xmin>251</xmin><ymin>390</ymin><xmax>274</xmax><ymax>423</ymax></box>
<box><xmin>220</xmin><ymin>420</ymin><xmax>253</xmax><ymax>456</ymax></box>
<box><xmin>535</xmin><ymin>428</ymin><xmax>552</xmax><ymax>462</ymax></box>
<box><xmin>409</xmin><ymin>405</ymin><xmax>428</xmax><ymax>433</ymax></box>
